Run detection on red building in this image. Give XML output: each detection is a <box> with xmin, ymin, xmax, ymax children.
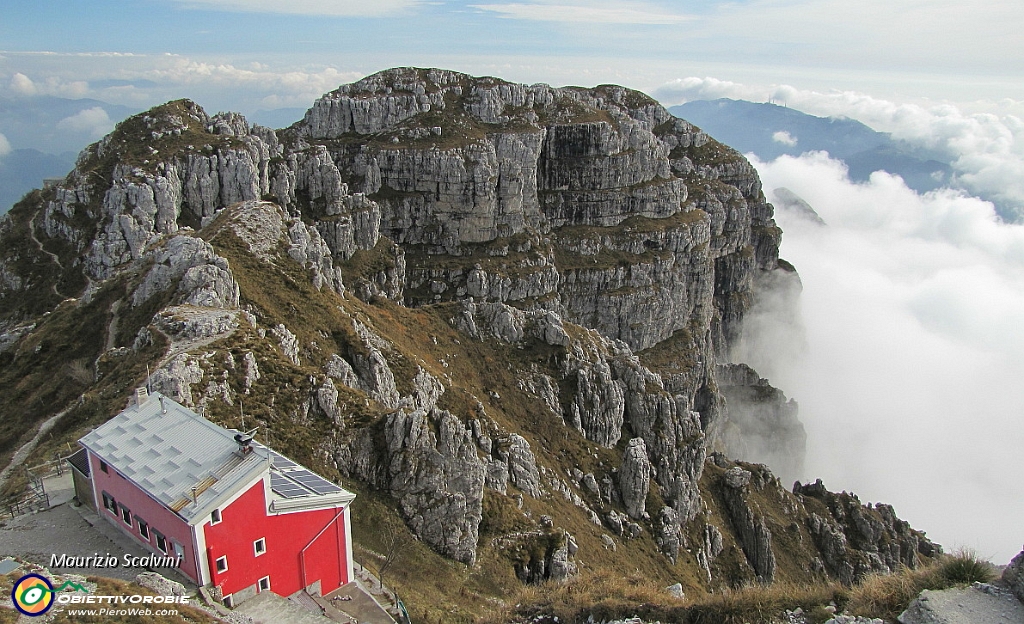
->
<box><xmin>77</xmin><ymin>388</ymin><xmax>356</xmax><ymax>607</ymax></box>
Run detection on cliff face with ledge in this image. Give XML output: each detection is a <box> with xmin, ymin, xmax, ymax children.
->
<box><xmin>0</xmin><ymin>69</ymin><xmax>937</xmax><ymax>610</ymax></box>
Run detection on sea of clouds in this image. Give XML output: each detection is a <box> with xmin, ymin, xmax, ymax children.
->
<box><xmin>738</xmin><ymin>153</ymin><xmax>1024</xmax><ymax>563</ymax></box>
<box><xmin>654</xmin><ymin>78</ymin><xmax>1024</xmax><ymax>562</ymax></box>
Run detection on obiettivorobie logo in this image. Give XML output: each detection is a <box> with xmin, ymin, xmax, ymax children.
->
<box><xmin>11</xmin><ymin>572</ymin><xmax>189</xmax><ymax>617</ymax></box>
<box><xmin>11</xmin><ymin>573</ymin><xmax>88</xmax><ymax>616</ymax></box>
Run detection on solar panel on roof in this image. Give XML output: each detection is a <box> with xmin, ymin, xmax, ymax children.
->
<box><xmin>310</xmin><ymin>482</ymin><xmax>344</xmax><ymax>495</ymax></box>
<box><xmin>291</xmin><ymin>471</ymin><xmax>343</xmax><ymax>494</ymax></box>
<box><xmin>270</xmin><ymin>473</ymin><xmax>311</xmax><ymax>499</ymax></box>
<box><xmin>270</xmin><ymin>453</ymin><xmax>299</xmax><ymax>469</ymax></box>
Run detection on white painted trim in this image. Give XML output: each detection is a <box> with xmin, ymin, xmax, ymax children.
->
<box><xmin>86</xmin><ymin>450</ymin><xmax>103</xmax><ymax>512</ymax></box>
<box><xmin>193</xmin><ymin>521</ymin><xmax>211</xmax><ymax>586</ymax></box>
<box><xmin>268</xmin><ymin>491</ymin><xmax>356</xmax><ymax>515</ymax></box>
<box><xmin>343</xmin><ymin>505</ymin><xmax>354</xmax><ymax>585</ymax></box>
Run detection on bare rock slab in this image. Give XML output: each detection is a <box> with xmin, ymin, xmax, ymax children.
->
<box><xmin>898</xmin><ymin>583</ymin><xmax>1024</xmax><ymax>624</ymax></box>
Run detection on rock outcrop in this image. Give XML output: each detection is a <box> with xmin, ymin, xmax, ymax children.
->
<box><xmin>714</xmin><ymin>363</ymin><xmax>805</xmax><ymax>484</ymax></box>
<box><xmin>619</xmin><ymin>437</ymin><xmax>652</xmax><ymax>520</ymax></box>
<box><xmin>794</xmin><ymin>479</ymin><xmax>940</xmax><ymax>583</ymax></box>
<box><xmin>1003</xmin><ymin>548</ymin><xmax>1024</xmax><ymax>603</ymax></box>
<box><xmin>720</xmin><ymin>466</ymin><xmax>777</xmax><ymax>583</ymax></box>
<box><xmin>339</xmin><ymin>368</ymin><xmax>486</xmax><ymax>565</ymax></box>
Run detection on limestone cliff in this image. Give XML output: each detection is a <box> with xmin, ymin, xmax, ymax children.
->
<box><xmin>0</xmin><ymin>69</ymin><xmax>938</xmax><ymax>610</ymax></box>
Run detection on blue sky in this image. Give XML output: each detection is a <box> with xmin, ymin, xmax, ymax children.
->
<box><xmin>2</xmin><ymin>0</ymin><xmax>1023</xmax><ymax>115</ymax></box>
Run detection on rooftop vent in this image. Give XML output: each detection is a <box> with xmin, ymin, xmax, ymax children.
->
<box><xmin>234</xmin><ymin>432</ymin><xmax>254</xmax><ymax>455</ymax></box>
<box><xmin>134</xmin><ymin>387</ymin><xmax>150</xmax><ymax>407</ymax></box>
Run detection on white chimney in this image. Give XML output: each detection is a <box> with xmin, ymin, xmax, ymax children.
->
<box><xmin>135</xmin><ymin>387</ymin><xmax>150</xmax><ymax>407</ymax></box>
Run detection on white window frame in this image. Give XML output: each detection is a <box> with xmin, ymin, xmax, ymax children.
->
<box><xmin>101</xmin><ymin>492</ymin><xmax>117</xmax><ymax>514</ymax></box>
<box><xmin>215</xmin><ymin>555</ymin><xmax>228</xmax><ymax>573</ymax></box>
<box><xmin>210</xmin><ymin>508</ymin><xmax>222</xmax><ymax>525</ymax></box>
<box><xmin>223</xmin><ymin>594</ymin><xmax>234</xmax><ymax>608</ymax></box>
<box><xmin>258</xmin><ymin>576</ymin><xmax>270</xmax><ymax>592</ymax></box>
<box><xmin>155</xmin><ymin>531</ymin><xmax>168</xmax><ymax>554</ymax></box>
<box><xmin>120</xmin><ymin>505</ymin><xmax>132</xmax><ymax>527</ymax></box>
<box><xmin>253</xmin><ymin>537</ymin><xmax>266</xmax><ymax>557</ymax></box>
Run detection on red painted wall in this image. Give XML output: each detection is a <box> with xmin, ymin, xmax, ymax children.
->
<box><xmin>203</xmin><ymin>482</ymin><xmax>349</xmax><ymax>599</ymax></box>
<box><xmin>86</xmin><ymin>452</ymin><xmax>202</xmax><ymax>583</ymax></box>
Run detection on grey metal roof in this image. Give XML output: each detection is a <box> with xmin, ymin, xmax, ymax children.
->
<box><xmin>79</xmin><ymin>391</ymin><xmax>352</xmax><ymax>525</ymax></box>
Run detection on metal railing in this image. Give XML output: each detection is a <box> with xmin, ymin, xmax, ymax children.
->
<box><xmin>0</xmin><ymin>451</ymin><xmax>75</xmax><ymax>518</ymax></box>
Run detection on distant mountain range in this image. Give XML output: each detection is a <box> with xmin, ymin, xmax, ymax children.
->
<box><xmin>0</xmin><ymin>149</ymin><xmax>78</xmax><ymax>213</ymax></box>
<box><xmin>669</xmin><ymin>99</ymin><xmax>954</xmax><ymax>195</ymax></box>
<box><xmin>0</xmin><ymin>96</ymin><xmax>136</xmax><ymax>214</ymax></box>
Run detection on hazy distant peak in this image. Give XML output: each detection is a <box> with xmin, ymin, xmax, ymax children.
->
<box><xmin>772</xmin><ymin>187</ymin><xmax>826</xmax><ymax>226</ymax></box>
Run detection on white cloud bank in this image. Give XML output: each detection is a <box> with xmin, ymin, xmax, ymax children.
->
<box><xmin>471</xmin><ymin>2</ymin><xmax>692</xmax><ymax>24</ymax></box>
<box><xmin>1</xmin><ymin>54</ymin><xmax>366</xmax><ymax>113</ymax></box>
<box><xmin>772</xmin><ymin>130</ymin><xmax>797</xmax><ymax>147</ymax></box>
<box><xmin>56</xmin><ymin>107</ymin><xmax>114</xmax><ymax>139</ymax></box>
<box><xmin>0</xmin><ymin>133</ymin><xmax>11</xmax><ymax>158</ymax></box>
<box><xmin>738</xmin><ymin>152</ymin><xmax>1024</xmax><ymax>562</ymax></box>
<box><xmin>656</xmin><ymin>77</ymin><xmax>1024</xmax><ymax>219</ymax></box>
<box><xmin>171</xmin><ymin>0</ymin><xmax>420</xmax><ymax>17</ymax></box>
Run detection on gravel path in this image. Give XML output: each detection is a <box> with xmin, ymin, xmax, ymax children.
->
<box><xmin>0</xmin><ymin>498</ymin><xmax>194</xmax><ymax>586</ymax></box>
<box><xmin>898</xmin><ymin>583</ymin><xmax>1024</xmax><ymax>624</ymax></box>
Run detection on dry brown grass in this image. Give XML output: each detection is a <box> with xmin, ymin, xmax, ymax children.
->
<box><xmin>687</xmin><ymin>581</ymin><xmax>845</xmax><ymax>624</ymax></box>
<box><xmin>488</xmin><ymin>550</ymin><xmax>997</xmax><ymax>624</ymax></box>
<box><xmin>487</xmin><ymin>569</ymin><xmax>687</xmax><ymax>624</ymax></box>
<box><xmin>846</xmin><ymin>550</ymin><xmax>996</xmax><ymax>621</ymax></box>
<box><xmin>485</xmin><ymin>571</ymin><xmax>846</xmax><ymax>624</ymax></box>
<box><xmin>844</xmin><ymin>565</ymin><xmax>941</xmax><ymax>621</ymax></box>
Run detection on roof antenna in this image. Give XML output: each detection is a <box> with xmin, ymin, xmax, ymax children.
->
<box><xmin>146</xmin><ymin>363</ymin><xmax>152</xmax><ymax>394</ymax></box>
<box><xmin>240</xmin><ymin>399</ymin><xmax>245</xmax><ymax>431</ymax></box>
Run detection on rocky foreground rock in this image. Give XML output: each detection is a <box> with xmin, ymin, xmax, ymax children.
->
<box><xmin>898</xmin><ymin>583</ymin><xmax>1024</xmax><ymax>624</ymax></box>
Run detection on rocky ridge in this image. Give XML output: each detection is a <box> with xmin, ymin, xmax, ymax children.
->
<box><xmin>0</xmin><ymin>68</ymin><xmax>940</xmax><ymax>612</ymax></box>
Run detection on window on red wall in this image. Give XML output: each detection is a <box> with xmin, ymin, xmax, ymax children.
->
<box><xmin>154</xmin><ymin>531</ymin><xmax>167</xmax><ymax>554</ymax></box>
<box><xmin>120</xmin><ymin>506</ymin><xmax>132</xmax><ymax>527</ymax></box>
<box><xmin>258</xmin><ymin>576</ymin><xmax>270</xmax><ymax>592</ymax></box>
<box><xmin>137</xmin><ymin>518</ymin><xmax>150</xmax><ymax>540</ymax></box>
<box><xmin>253</xmin><ymin>538</ymin><xmax>266</xmax><ymax>557</ymax></box>
<box><xmin>215</xmin><ymin>556</ymin><xmax>228</xmax><ymax>573</ymax></box>
<box><xmin>102</xmin><ymin>492</ymin><xmax>117</xmax><ymax>514</ymax></box>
